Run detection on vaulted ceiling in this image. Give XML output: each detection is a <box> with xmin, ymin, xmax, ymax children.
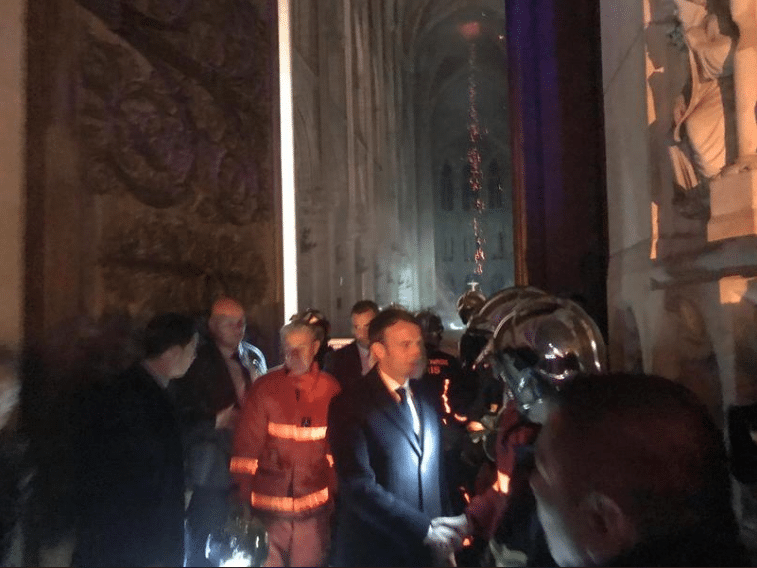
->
<box><xmin>402</xmin><ymin>1</ymin><xmax>508</xmax><ymax>169</ymax></box>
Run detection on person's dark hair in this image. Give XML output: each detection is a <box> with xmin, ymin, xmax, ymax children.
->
<box><xmin>368</xmin><ymin>308</ymin><xmax>419</xmax><ymax>345</ymax></box>
<box><xmin>415</xmin><ymin>309</ymin><xmax>444</xmax><ymax>347</ymax></box>
<box><xmin>556</xmin><ymin>373</ymin><xmax>737</xmax><ymax>541</ymax></box>
<box><xmin>143</xmin><ymin>313</ymin><xmax>197</xmax><ymax>359</ymax></box>
<box><xmin>351</xmin><ymin>300</ymin><xmax>379</xmax><ymax>316</ymax></box>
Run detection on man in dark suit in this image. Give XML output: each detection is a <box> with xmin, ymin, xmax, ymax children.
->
<box><xmin>74</xmin><ymin>313</ymin><xmax>198</xmax><ymax>567</ymax></box>
<box><xmin>171</xmin><ymin>297</ymin><xmax>267</xmax><ymax>567</ymax></box>
<box><xmin>328</xmin><ymin>308</ymin><xmax>461</xmax><ymax>567</ymax></box>
<box><xmin>323</xmin><ymin>300</ymin><xmax>377</xmax><ymax>388</ymax></box>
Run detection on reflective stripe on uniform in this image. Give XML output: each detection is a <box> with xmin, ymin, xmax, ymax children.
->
<box><xmin>230</xmin><ymin>456</ymin><xmax>259</xmax><ymax>476</ymax></box>
<box><xmin>267</xmin><ymin>422</ymin><xmax>327</xmax><ymax>441</ymax></box>
<box><xmin>493</xmin><ymin>471</ymin><xmax>510</xmax><ymax>494</ymax></box>
<box><xmin>250</xmin><ymin>487</ymin><xmax>329</xmax><ymax>513</ymax></box>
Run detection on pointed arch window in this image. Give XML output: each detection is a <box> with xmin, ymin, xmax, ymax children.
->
<box><xmin>489</xmin><ymin>272</ymin><xmax>505</xmax><ymax>293</ymax></box>
<box><xmin>442</xmin><ymin>236</ymin><xmax>453</xmax><ymax>261</ymax></box>
<box><xmin>446</xmin><ymin>273</ymin><xmax>456</xmax><ymax>293</ymax></box>
<box><xmin>490</xmin><ymin>230</ymin><xmax>506</xmax><ymax>260</ymax></box>
<box><xmin>488</xmin><ymin>159</ymin><xmax>503</xmax><ymax>209</ymax></box>
<box><xmin>462</xmin><ymin>163</ymin><xmax>472</xmax><ymax>211</ymax></box>
<box><xmin>440</xmin><ymin>161</ymin><xmax>454</xmax><ymax>211</ymax></box>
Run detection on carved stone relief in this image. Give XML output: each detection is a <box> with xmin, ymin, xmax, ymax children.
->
<box><xmin>609</xmin><ymin>306</ymin><xmax>644</xmax><ymax>374</ymax></box>
<box><xmin>666</xmin><ymin>0</ymin><xmax>737</xmax><ymax>219</ymax></box>
<box><xmin>651</xmin><ymin>0</ymin><xmax>757</xmax><ymax>225</ymax></box>
<box><xmin>78</xmin><ymin>10</ymin><xmax>272</xmax><ymax>224</ymax></box>
<box><xmin>99</xmin><ymin>210</ymin><xmax>268</xmax><ymax>316</ymax></box>
<box><xmin>657</xmin><ymin>291</ymin><xmax>724</xmax><ymax>426</ymax></box>
<box><xmin>73</xmin><ymin>0</ymin><xmax>276</xmax><ymax>319</ymax></box>
<box><xmin>730</xmin><ymin>280</ymin><xmax>757</xmax><ymax>403</ymax></box>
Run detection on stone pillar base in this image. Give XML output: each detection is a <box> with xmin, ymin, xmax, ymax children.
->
<box><xmin>708</xmin><ymin>170</ymin><xmax>757</xmax><ymax>241</ymax></box>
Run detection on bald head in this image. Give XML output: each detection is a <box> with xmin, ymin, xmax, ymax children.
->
<box><xmin>560</xmin><ymin>374</ymin><xmax>725</xmax><ymax>520</ymax></box>
<box><xmin>531</xmin><ymin>373</ymin><xmax>735</xmax><ymax>566</ymax></box>
<box><xmin>209</xmin><ymin>297</ymin><xmax>246</xmax><ymax>352</ymax></box>
<box><xmin>211</xmin><ymin>297</ymin><xmax>245</xmax><ymax>318</ymax></box>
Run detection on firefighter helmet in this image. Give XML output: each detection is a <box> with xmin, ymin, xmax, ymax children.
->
<box><xmin>205</xmin><ymin>513</ymin><xmax>269</xmax><ymax>567</ymax></box>
<box><xmin>456</xmin><ymin>282</ymin><xmax>487</xmax><ymax>325</ymax></box>
<box><xmin>479</xmin><ymin>294</ymin><xmax>606</xmax><ymax>423</ymax></box>
<box><xmin>415</xmin><ymin>309</ymin><xmax>444</xmax><ymax>347</ymax></box>
<box><xmin>459</xmin><ymin>286</ymin><xmax>548</xmax><ymax>371</ymax></box>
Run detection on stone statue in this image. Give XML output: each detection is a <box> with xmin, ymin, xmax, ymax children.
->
<box><xmin>667</xmin><ymin>0</ymin><xmax>736</xmax><ymax>217</ymax></box>
<box><xmin>667</xmin><ymin>0</ymin><xmax>757</xmax><ymax>218</ymax></box>
<box><xmin>724</xmin><ymin>0</ymin><xmax>757</xmax><ymax>173</ymax></box>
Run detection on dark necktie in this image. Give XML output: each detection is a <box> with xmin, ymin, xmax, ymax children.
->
<box><xmin>396</xmin><ymin>387</ymin><xmax>419</xmax><ymax>439</ymax></box>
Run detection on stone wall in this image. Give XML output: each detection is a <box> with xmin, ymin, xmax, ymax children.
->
<box><xmin>289</xmin><ymin>2</ymin><xmax>519</xmax><ymax>335</ymax></box>
<box><xmin>20</xmin><ymin>1</ymin><xmax>281</xmax><ymax>561</ymax></box>
<box><xmin>26</xmin><ymin>0</ymin><xmax>282</xmax><ymax>359</ymax></box>
<box><xmin>603</xmin><ymin>0</ymin><xmax>757</xmax><ymax>542</ymax></box>
<box><xmin>291</xmin><ymin>0</ymin><xmax>402</xmax><ymax>335</ymax></box>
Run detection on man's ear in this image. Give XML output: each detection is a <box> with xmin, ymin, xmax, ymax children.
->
<box><xmin>162</xmin><ymin>344</ymin><xmax>182</xmax><ymax>368</ymax></box>
<box><xmin>207</xmin><ymin>315</ymin><xmax>219</xmax><ymax>336</ymax></box>
<box><xmin>581</xmin><ymin>491</ymin><xmax>637</xmax><ymax>564</ymax></box>
<box><xmin>371</xmin><ymin>341</ymin><xmax>385</xmax><ymax>362</ymax></box>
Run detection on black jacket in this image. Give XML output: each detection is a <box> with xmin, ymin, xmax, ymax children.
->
<box><xmin>74</xmin><ymin>364</ymin><xmax>184</xmax><ymax>567</ymax></box>
<box><xmin>170</xmin><ymin>341</ymin><xmax>251</xmax><ymax>489</ymax></box>
<box><xmin>323</xmin><ymin>341</ymin><xmax>363</xmax><ymax>389</ymax></box>
<box><xmin>328</xmin><ymin>368</ymin><xmax>451</xmax><ymax>566</ymax></box>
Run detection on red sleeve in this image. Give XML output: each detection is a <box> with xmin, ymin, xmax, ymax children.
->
<box><xmin>230</xmin><ymin>377</ymin><xmax>269</xmax><ymax>503</ymax></box>
<box><xmin>465</xmin><ymin>401</ymin><xmax>539</xmax><ymax>539</ymax></box>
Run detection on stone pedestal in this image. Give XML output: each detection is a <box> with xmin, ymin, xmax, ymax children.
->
<box><xmin>708</xmin><ymin>170</ymin><xmax>757</xmax><ymax>241</ymax></box>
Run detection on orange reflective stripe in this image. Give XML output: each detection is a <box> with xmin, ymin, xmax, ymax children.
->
<box><xmin>249</xmin><ymin>487</ymin><xmax>330</xmax><ymax>513</ymax></box>
<box><xmin>230</xmin><ymin>457</ymin><xmax>259</xmax><ymax>476</ymax></box>
<box><xmin>493</xmin><ymin>471</ymin><xmax>510</xmax><ymax>494</ymax></box>
<box><xmin>267</xmin><ymin>422</ymin><xmax>327</xmax><ymax>441</ymax></box>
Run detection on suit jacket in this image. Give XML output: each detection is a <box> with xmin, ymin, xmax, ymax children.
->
<box><xmin>328</xmin><ymin>367</ymin><xmax>450</xmax><ymax>567</ymax></box>
<box><xmin>323</xmin><ymin>341</ymin><xmax>363</xmax><ymax>388</ymax></box>
<box><xmin>74</xmin><ymin>364</ymin><xmax>185</xmax><ymax>567</ymax></box>
<box><xmin>176</xmin><ymin>340</ymin><xmax>257</xmax><ymax>419</ymax></box>
<box><xmin>171</xmin><ymin>339</ymin><xmax>266</xmax><ymax>489</ymax></box>
<box><xmin>170</xmin><ymin>340</ymin><xmax>253</xmax><ymax>490</ymax></box>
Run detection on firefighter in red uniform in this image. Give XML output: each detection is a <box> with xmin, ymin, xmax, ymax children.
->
<box><xmin>231</xmin><ymin>321</ymin><xmax>340</xmax><ymax>567</ymax></box>
<box><xmin>433</xmin><ymin>293</ymin><xmax>607</xmax><ymax>566</ymax></box>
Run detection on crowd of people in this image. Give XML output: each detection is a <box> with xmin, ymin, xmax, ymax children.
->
<box><xmin>1</xmin><ymin>289</ymin><xmax>754</xmax><ymax>567</ymax></box>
